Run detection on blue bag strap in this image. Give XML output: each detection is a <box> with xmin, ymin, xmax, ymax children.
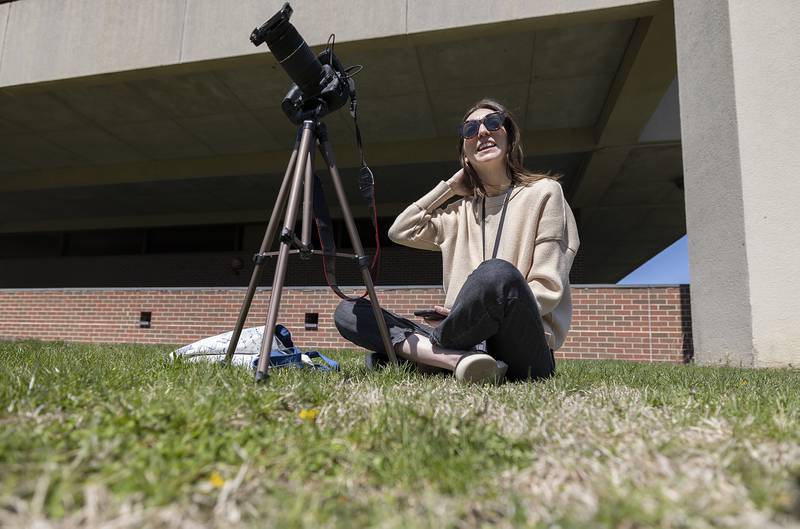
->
<box><xmin>250</xmin><ymin>344</ymin><xmax>340</xmax><ymax>372</ymax></box>
<box><xmin>303</xmin><ymin>350</ymin><xmax>340</xmax><ymax>371</ymax></box>
<box><xmin>251</xmin><ymin>348</ymin><xmax>300</xmax><ymax>369</ymax></box>
<box><xmin>270</xmin><ymin>352</ymin><xmax>302</xmax><ymax>368</ymax></box>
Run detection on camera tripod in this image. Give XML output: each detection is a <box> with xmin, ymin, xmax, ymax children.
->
<box><xmin>224</xmin><ymin>118</ymin><xmax>398</xmax><ymax>382</ymax></box>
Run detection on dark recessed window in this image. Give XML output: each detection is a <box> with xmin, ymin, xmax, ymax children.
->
<box><xmin>64</xmin><ymin>229</ymin><xmax>144</xmax><ymax>256</ymax></box>
<box><xmin>0</xmin><ymin>232</ymin><xmax>63</xmax><ymax>258</ymax></box>
<box><xmin>147</xmin><ymin>225</ymin><xmax>238</xmax><ymax>253</ymax></box>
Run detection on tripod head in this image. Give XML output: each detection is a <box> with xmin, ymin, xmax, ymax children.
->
<box><xmin>251</xmin><ymin>3</ymin><xmax>354</xmax><ymax>124</ymax></box>
<box><xmin>280</xmin><ymin>48</ymin><xmax>354</xmax><ymax>124</ymax></box>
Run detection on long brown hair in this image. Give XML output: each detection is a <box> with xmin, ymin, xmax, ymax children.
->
<box><xmin>457</xmin><ymin>98</ymin><xmax>559</xmax><ymax>197</ymax></box>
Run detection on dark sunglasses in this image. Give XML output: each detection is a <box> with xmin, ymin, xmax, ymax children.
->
<box><xmin>458</xmin><ymin>111</ymin><xmax>507</xmax><ymax>139</ymax></box>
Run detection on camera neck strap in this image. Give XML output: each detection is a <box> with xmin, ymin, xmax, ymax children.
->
<box><xmin>481</xmin><ymin>184</ymin><xmax>514</xmax><ymax>262</ymax></box>
<box><xmin>312</xmin><ymin>94</ymin><xmax>382</xmax><ymax>302</ymax></box>
<box><xmin>351</xmin><ymin>97</ymin><xmax>367</xmax><ymax>170</ymax></box>
<box><xmin>312</xmin><ymin>167</ymin><xmax>380</xmax><ymax>301</ymax></box>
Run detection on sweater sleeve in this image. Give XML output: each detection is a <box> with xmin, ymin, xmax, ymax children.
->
<box><xmin>527</xmin><ymin>183</ymin><xmax>573</xmax><ymax>316</ymax></box>
<box><xmin>387</xmin><ymin>181</ymin><xmax>458</xmax><ymax>251</ymax></box>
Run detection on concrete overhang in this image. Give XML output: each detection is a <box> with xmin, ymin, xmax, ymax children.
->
<box><xmin>0</xmin><ymin>0</ymin><xmax>681</xmax><ymax>283</ymax></box>
<box><xmin>0</xmin><ymin>0</ymin><xmax>659</xmax><ymax>87</ymax></box>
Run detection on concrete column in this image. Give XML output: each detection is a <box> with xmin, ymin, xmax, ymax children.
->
<box><xmin>674</xmin><ymin>0</ymin><xmax>800</xmax><ymax>367</ymax></box>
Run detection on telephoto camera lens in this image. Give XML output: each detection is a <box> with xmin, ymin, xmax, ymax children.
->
<box><xmin>253</xmin><ymin>3</ymin><xmax>326</xmax><ymax>98</ymax></box>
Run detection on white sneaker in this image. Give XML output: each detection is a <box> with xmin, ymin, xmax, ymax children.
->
<box><xmin>454</xmin><ymin>354</ymin><xmax>508</xmax><ymax>384</ymax></box>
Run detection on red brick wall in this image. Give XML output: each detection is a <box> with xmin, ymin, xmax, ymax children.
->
<box><xmin>0</xmin><ymin>285</ymin><xmax>692</xmax><ymax>363</ymax></box>
<box><xmin>568</xmin><ymin>286</ymin><xmax>692</xmax><ymax>363</ymax></box>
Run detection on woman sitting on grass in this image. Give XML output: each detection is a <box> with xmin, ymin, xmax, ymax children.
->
<box><xmin>335</xmin><ymin>99</ymin><xmax>579</xmax><ymax>383</ymax></box>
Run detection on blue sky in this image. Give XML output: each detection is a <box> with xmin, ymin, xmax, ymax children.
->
<box><xmin>617</xmin><ymin>235</ymin><xmax>690</xmax><ymax>285</ymax></box>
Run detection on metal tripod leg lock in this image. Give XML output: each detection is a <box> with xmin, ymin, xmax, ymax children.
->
<box><xmin>223</xmin><ymin>119</ymin><xmax>399</xmax><ymax>383</ymax></box>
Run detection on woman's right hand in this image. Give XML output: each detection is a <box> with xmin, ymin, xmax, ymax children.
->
<box><xmin>447</xmin><ymin>168</ymin><xmax>471</xmax><ymax>197</ymax></box>
<box><xmin>423</xmin><ymin>305</ymin><xmax>451</xmax><ymax>328</ymax></box>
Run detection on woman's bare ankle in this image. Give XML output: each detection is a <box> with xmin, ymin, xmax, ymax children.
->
<box><xmin>395</xmin><ymin>333</ymin><xmax>468</xmax><ymax>371</ymax></box>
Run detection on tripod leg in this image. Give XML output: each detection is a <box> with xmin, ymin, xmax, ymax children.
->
<box><xmin>255</xmin><ymin>121</ymin><xmax>317</xmax><ymax>382</ymax></box>
<box><xmin>224</xmin><ymin>140</ymin><xmax>300</xmax><ymax>365</ymax></box>
<box><xmin>301</xmin><ymin>147</ymin><xmax>314</xmax><ymax>249</ymax></box>
<box><xmin>316</xmin><ymin>137</ymin><xmax>400</xmax><ymax>365</ymax></box>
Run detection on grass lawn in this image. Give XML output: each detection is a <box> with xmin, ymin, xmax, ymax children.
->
<box><xmin>1</xmin><ymin>340</ymin><xmax>800</xmax><ymax>528</ymax></box>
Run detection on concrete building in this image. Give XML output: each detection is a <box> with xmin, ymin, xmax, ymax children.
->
<box><xmin>0</xmin><ymin>0</ymin><xmax>797</xmax><ymax>366</ymax></box>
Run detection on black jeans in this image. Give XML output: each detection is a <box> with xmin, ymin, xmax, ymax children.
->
<box><xmin>334</xmin><ymin>259</ymin><xmax>555</xmax><ymax>381</ymax></box>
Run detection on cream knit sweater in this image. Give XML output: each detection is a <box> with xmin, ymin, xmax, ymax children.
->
<box><xmin>387</xmin><ymin>178</ymin><xmax>579</xmax><ymax>350</ymax></box>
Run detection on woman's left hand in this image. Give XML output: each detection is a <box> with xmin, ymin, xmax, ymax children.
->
<box><xmin>447</xmin><ymin>168</ymin><xmax>471</xmax><ymax>197</ymax></box>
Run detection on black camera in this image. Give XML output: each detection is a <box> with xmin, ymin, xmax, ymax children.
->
<box><xmin>251</xmin><ymin>3</ymin><xmax>352</xmax><ymax>123</ymax></box>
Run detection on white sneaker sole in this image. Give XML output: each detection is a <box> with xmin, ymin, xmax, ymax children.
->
<box><xmin>454</xmin><ymin>354</ymin><xmax>508</xmax><ymax>384</ymax></box>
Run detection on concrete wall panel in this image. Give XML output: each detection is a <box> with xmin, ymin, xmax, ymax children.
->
<box><xmin>407</xmin><ymin>0</ymin><xmax>657</xmax><ymax>34</ymax></box>
<box><xmin>0</xmin><ymin>0</ymin><xmax>187</xmax><ymax>87</ymax></box>
<box><xmin>181</xmin><ymin>0</ymin><xmax>407</xmax><ymax>63</ymax></box>
<box><xmin>674</xmin><ymin>0</ymin><xmax>753</xmax><ymax>365</ymax></box>
<box><xmin>727</xmin><ymin>1</ymin><xmax>800</xmax><ymax>367</ymax></box>
<box><xmin>0</xmin><ymin>4</ymin><xmax>10</xmax><ymax>79</ymax></box>
<box><xmin>675</xmin><ymin>0</ymin><xmax>800</xmax><ymax>367</ymax></box>
<box><xmin>0</xmin><ymin>0</ymin><xmax>657</xmax><ymax>88</ymax></box>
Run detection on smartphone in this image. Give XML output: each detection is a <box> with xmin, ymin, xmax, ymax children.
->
<box><xmin>413</xmin><ymin>309</ymin><xmax>446</xmax><ymax>321</ymax></box>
